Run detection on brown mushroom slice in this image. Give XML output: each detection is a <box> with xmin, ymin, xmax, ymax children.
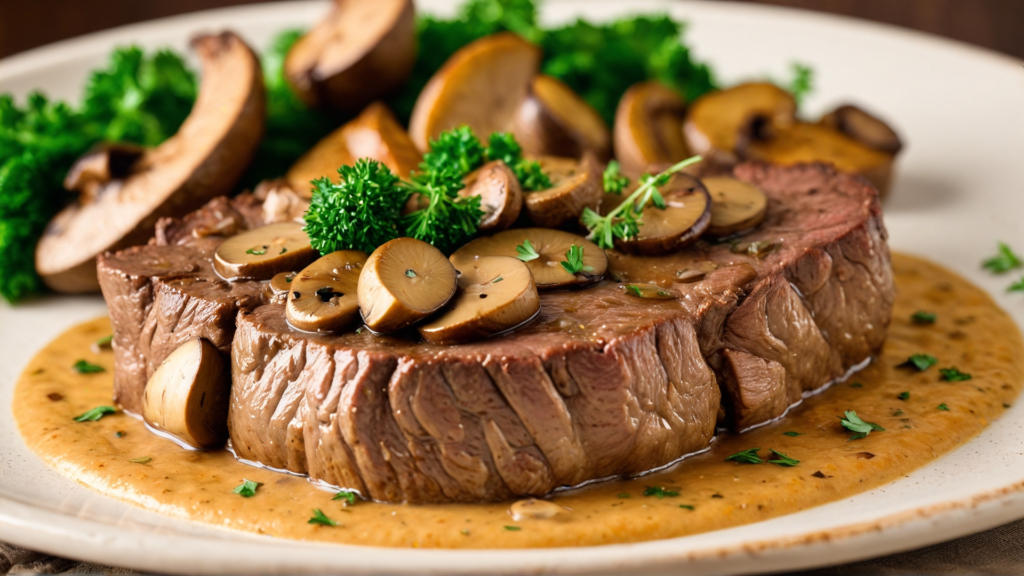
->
<box><xmin>269</xmin><ymin>272</ymin><xmax>297</xmax><ymax>294</ymax></box>
<box><xmin>358</xmin><ymin>238</ymin><xmax>458</xmax><ymax>333</ymax></box>
<box><xmin>450</xmin><ymin>228</ymin><xmax>607</xmax><ymax>289</ymax></box>
<box><xmin>509</xmin><ymin>499</ymin><xmax>570</xmax><ymax>521</ymax></box>
<box><xmin>683</xmin><ymin>82</ymin><xmax>796</xmax><ymax>163</ymax></box>
<box><xmin>613</xmin><ymin>174</ymin><xmax>712</xmax><ymax>255</ymax></box>
<box><xmin>287</xmin><ymin>250</ymin><xmax>367</xmax><ymax>333</ymax></box>
<box><xmin>409</xmin><ymin>32</ymin><xmax>541</xmax><ymax>152</ymax></box>
<box><xmin>523</xmin><ymin>153</ymin><xmax>602</xmax><ymax>229</ymax></box>
<box><xmin>746</xmin><ymin>122</ymin><xmax>895</xmax><ymax>198</ymax></box>
<box><xmin>613</xmin><ymin>81</ymin><xmax>691</xmax><ymax>177</ymax></box>
<box><xmin>511</xmin><ymin>75</ymin><xmax>611</xmax><ymax>161</ymax></box>
<box><xmin>285</xmin><ymin>0</ymin><xmax>416</xmax><ymax>112</ymax></box>
<box><xmin>141</xmin><ymin>338</ymin><xmax>230</xmax><ymax>449</ymax></box>
<box><xmin>419</xmin><ymin>256</ymin><xmax>540</xmax><ymax>344</ymax></box>
<box><xmin>703</xmin><ymin>176</ymin><xmax>768</xmax><ymax>237</ymax></box>
<box><xmin>286</xmin><ymin>102</ymin><xmax>422</xmax><ymax>196</ymax></box>
<box><xmin>64</xmin><ymin>143</ymin><xmax>144</xmax><ymax>204</ymax></box>
<box><xmin>214</xmin><ymin>222</ymin><xmax>317</xmax><ymax>281</ymax></box>
<box><xmin>460</xmin><ymin>160</ymin><xmax>523</xmax><ymax>233</ymax></box>
<box><xmin>819</xmin><ymin>104</ymin><xmax>903</xmax><ymax>155</ymax></box>
<box><xmin>35</xmin><ymin>32</ymin><xmax>265</xmax><ymax>293</ymax></box>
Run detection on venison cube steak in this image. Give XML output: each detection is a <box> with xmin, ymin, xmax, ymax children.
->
<box><xmin>97</xmin><ymin>162</ymin><xmax>894</xmax><ymax>503</ymax></box>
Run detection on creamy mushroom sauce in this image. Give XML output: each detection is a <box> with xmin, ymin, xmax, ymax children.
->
<box><xmin>14</xmin><ymin>253</ymin><xmax>1022</xmax><ymax>548</ymax></box>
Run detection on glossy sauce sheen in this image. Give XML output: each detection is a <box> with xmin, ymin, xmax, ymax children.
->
<box><xmin>14</xmin><ymin>254</ymin><xmax>1023</xmax><ymax>548</ymax></box>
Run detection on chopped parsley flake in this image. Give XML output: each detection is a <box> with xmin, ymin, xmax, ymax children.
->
<box><xmin>898</xmin><ymin>391</ymin><xmax>910</xmax><ymax>401</ymax></box>
<box><xmin>679</xmin><ymin>504</ymin><xmax>695</xmax><ymax>510</ymax></box>
<box><xmin>94</xmin><ymin>335</ymin><xmax>113</xmax><ymax>348</ymax></box>
<box><xmin>1009</xmin><ymin>277</ymin><xmax>1024</xmax><ymax>293</ymax></box>
<box><xmin>74</xmin><ymin>406</ymin><xmax>116</xmax><ymax>422</ymax></box>
<box><xmin>128</xmin><ymin>456</ymin><xmax>151</xmax><ymax>464</ymax></box>
<box><xmin>643</xmin><ymin>486</ymin><xmax>679</xmax><ymax>498</ymax></box>
<box><xmin>332</xmin><ymin>490</ymin><xmax>358</xmax><ymax>505</ymax></box>
<box><xmin>900</xmin><ymin>353</ymin><xmax>937</xmax><ymax>371</ymax></box>
<box><xmin>910</xmin><ymin>311</ymin><xmax>937</xmax><ymax>325</ymax></box>
<box><xmin>308</xmin><ymin>508</ymin><xmax>338</xmax><ymax>527</ymax></box>
<box><xmin>893</xmin><ymin>409</ymin><xmax>904</xmax><ymax>416</ymax></box>
<box><xmin>504</xmin><ymin>525</ymin><xmax>521</xmax><ymax>531</ymax></box>
<box><xmin>982</xmin><ymin>242</ymin><xmax>1022</xmax><ymax>273</ymax></box>
<box><xmin>405</xmin><ymin>269</ymin><xmax>416</xmax><ymax>278</ymax></box>
<box><xmin>233</xmin><ymin>479</ymin><xmax>261</xmax><ymax>498</ymax></box>
<box><xmin>939</xmin><ymin>367</ymin><xmax>972</xmax><ymax>382</ymax></box>
<box><xmin>560</xmin><ymin>244</ymin><xmax>594</xmax><ymax>275</ymax></box>
<box><xmin>626</xmin><ymin>285</ymin><xmax>643</xmax><ymax>297</ymax></box>
<box><xmin>839</xmin><ymin>410</ymin><xmax>885</xmax><ymax>440</ymax></box>
<box><xmin>768</xmin><ymin>449</ymin><xmax>799</xmax><ymax>467</ymax></box>
<box><xmin>937</xmin><ymin>403</ymin><xmax>950</xmax><ymax>411</ymax></box>
<box><xmin>515</xmin><ymin>239</ymin><xmax>540</xmax><ymax>262</ymax></box>
<box><xmin>72</xmin><ymin>359</ymin><xmax>104</xmax><ymax>374</ymax></box>
<box><xmin>725</xmin><ymin>447</ymin><xmax>764</xmax><ymax>464</ymax></box>
<box><xmin>246</xmin><ymin>246</ymin><xmax>268</xmax><ymax>256</ymax></box>
<box><xmin>849</xmin><ymin>382</ymin><xmax>863</xmax><ymax>388</ymax></box>
<box><xmin>782</xmin><ymin>431</ymin><xmax>803</xmax><ymax>437</ymax></box>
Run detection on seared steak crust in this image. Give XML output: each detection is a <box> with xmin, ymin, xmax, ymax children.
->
<box><xmin>97</xmin><ymin>162</ymin><xmax>894</xmax><ymax>502</ymax></box>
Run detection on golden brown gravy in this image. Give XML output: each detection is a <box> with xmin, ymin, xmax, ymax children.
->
<box><xmin>14</xmin><ymin>253</ymin><xmax>1023</xmax><ymax>549</ymax></box>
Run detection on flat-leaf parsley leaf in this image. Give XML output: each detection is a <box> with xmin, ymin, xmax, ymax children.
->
<box><xmin>74</xmin><ymin>406</ymin><xmax>116</xmax><ymax>422</ymax></box>
<box><xmin>643</xmin><ymin>486</ymin><xmax>679</xmax><ymax>498</ymax></box>
<box><xmin>900</xmin><ymin>353</ymin><xmax>937</xmax><ymax>371</ymax></box>
<box><xmin>233</xmin><ymin>479</ymin><xmax>261</xmax><ymax>498</ymax></box>
<box><xmin>516</xmin><ymin>239</ymin><xmax>540</xmax><ymax>262</ymax></box>
<box><xmin>939</xmin><ymin>367</ymin><xmax>972</xmax><ymax>382</ymax></box>
<box><xmin>983</xmin><ymin>242</ymin><xmax>1023</xmax><ymax>273</ymax></box>
<box><xmin>72</xmin><ymin>359</ymin><xmax>105</xmax><ymax>374</ymax></box>
<box><xmin>560</xmin><ymin>245</ymin><xmax>594</xmax><ymax>275</ymax></box>
<box><xmin>308</xmin><ymin>508</ymin><xmax>338</xmax><ymax>527</ymax></box>
<box><xmin>839</xmin><ymin>410</ymin><xmax>885</xmax><ymax>440</ymax></box>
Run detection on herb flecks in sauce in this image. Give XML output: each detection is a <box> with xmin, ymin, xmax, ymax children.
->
<box><xmin>333</xmin><ymin>490</ymin><xmax>358</xmax><ymax>505</ymax></box>
<box><xmin>309</xmin><ymin>509</ymin><xmax>338</xmax><ymax>527</ymax></box>
<box><xmin>643</xmin><ymin>486</ymin><xmax>679</xmax><ymax>498</ymax></box>
<box><xmin>839</xmin><ymin>411</ymin><xmax>885</xmax><ymax>440</ymax></box>
<box><xmin>911</xmin><ymin>311</ymin><xmax>937</xmax><ymax>325</ymax></box>
<box><xmin>72</xmin><ymin>360</ymin><xmax>104</xmax><ymax>374</ymax></box>
<box><xmin>982</xmin><ymin>242</ymin><xmax>1022</xmax><ymax>274</ymax></box>
<box><xmin>940</xmin><ymin>368</ymin><xmax>972</xmax><ymax>382</ymax></box>
<box><xmin>768</xmin><ymin>450</ymin><xmax>799</xmax><ymax>467</ymax></box>
<box><xmin>900</xmin><ymin>353</ymin><xmax>937</xmax><ymax>371</ymax></box>
<box><xmin>726</xmin><ymin>448</ymin><xmax>764</xmax><ymax>464</ymax></box>
<box><xmin>73</xmin><ymin>406</ymin><xmax>115</xmax><ymax>422</ymax></box>
<box><xmin>233</xmin><ymin>479</ymin><xmax>261</xmax><ymax>498</ymax></box>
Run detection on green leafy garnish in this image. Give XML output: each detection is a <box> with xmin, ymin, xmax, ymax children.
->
<box><xmin>768</xmin><ymin>449</ymin><xmax>799</xmax><ymax>467</ymax></box>
<box><xmin>401</xmin><ymin>165</ymin><xmax>483</xmax><ymax>254</ymax></box>
<box><xmin>603</xmin><ymin>160</ymin><xmax>631</xmax><ymax>194</ymax></box>
<box><xmin>504</xmin><ymin>525</ymin><xmax>522</xmax><ymax>531</ymax></box>
<box><xmin>516</xmin><ymin>239</ymin><xmax>540</xmax><ymax>262</ymax></box>
<box><xmin>485</xmin><ymin>132</ymin><xmax>551</xmax><ymax>191</ymax></box>
<box><xmin>786</xmin><ymin>62</ymin><xmax>814</xmax><ymax>107</ymax></box>
<box><xmin>332</xmin><ymin>490</ymin><xmax>358</xmax><ymax>505</ymax></box>
<box><xmin>898</xmin><ymin>391</ymin><xmax>910</xmax><ymax>401</ymax></box>
<box><xmin>72</xmin><ymin>359</ymin><xmax>105</xmax><ymax>374</ymax></box>
<box><xmin>938</xmin><ymin>403</ymin><xmax>950</xmax><ymax>411</ymax></box>
<box><xmin>423</xmin><ymin>125</ymin><xmax>486</xmax><ymax>176</ymax></box>
<box><xmin>582</xmin><ymin>156</ymin><xmax>702</xmax><ymax>249</ymax></box>
<box><xmin>900</xmin><ymin>353</ymin><xmax>937</xmax><ymax>371</ymax></box>
<box><xmin>939</xmin><ymin>367</ymin><xmax>972</xmax><ymax>382</ymax></box>
<box><xmin>560</xmin><ymin>245</ymin><xmax>594</xmax><ymax>275</ymax></box>
<box><xmin>233</xmin><ymin>479</ymin><xmax>261</xmax><ymax>498</ymax></box>
<box><xmin>1010</xmin><ymin>278</ymin><xmax>1024</xmax><ymax>293</ymax></box>
<box><xmin>74</xmin><ymin>406</ymin><xmax>116</xmax><ymax>422</ymax></box>
<box><xmin>626</xmin><ymin>285</ymin><xmax>644</xmax><ymax>297</ymax></box>
<box><xmin>128</xmin><ymin>456</ymin><xmax>152</xmax><ymax>464</ymax></box>
<box><xmin>782</xmin><ymin>431</ymin><xmax>803</xmax><ymax>437</ymax></box>
<box><xmin>643</xmin><ymin>486</ymin><xmax>679</xmax><ymax>498</ymax></box>
<box><xmin>983</xmin><ymin>242</ymin><xmax>1023</xmax><ymax>273</ymax></box>
<box><xmin>910</xmin><ymin>311</ymin><xmax>937</xmax><ymax>325</ymax></box>
<box><xmin>304</xmin><ymin>159</ymin><xmax>406</xmax><ymax>255</ymax></box>
<box><xmin>405</xmin><ymin>269</ymin><xmax>417</xmax><ymax>278</ymax></box>
<box><xmin>839</xmin><ymin>410</ymin><xmax>885</xmax><ymax>440</ymax></box>
<box><xmin>725</xmin><ymin>448</ymin><xmax>764</xmax><ymax>464</ymax></box>
<box><xmin>678</xmin><ymin>504</ymin><xmax>695</xmax><ymax>510</ymax></box>
<box><xmin>308</xmin><ymin>509</ymin><xmax>338</xmax><ymax>527</ymax></box>
<box><xmin>246</xmin><ymin>247</ymin><xmax>267</xmax><ymax>256</ymax></box>
<box><xmin>94</xmin><ymin>335</ymin><xmax>113</xmax><ymax>348</ymax></box>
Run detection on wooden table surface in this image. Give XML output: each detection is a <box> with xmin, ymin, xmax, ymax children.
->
<box><xmin>1</xmin><ymin>0</ymin><xmax>1022</xmax><ymax>60</ymax></box>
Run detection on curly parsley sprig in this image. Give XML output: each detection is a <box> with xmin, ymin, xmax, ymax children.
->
<box><xmin>400</xmin><ymin>165</ymin><xmax>483</xmax><ymax>254</ymax></box>
<box><xmin>582</xmin><ymin>155</ymin><xmax>702</xmax><ymax>249</ymax></box>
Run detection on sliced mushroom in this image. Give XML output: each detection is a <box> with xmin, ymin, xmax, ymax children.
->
<box><xmin>612</xmin><ymin>174</ymin><xmax>712</xmax><ymax>255</ymax></box>
<box><xmin>214</xmin><ymin>222</ymin><xmax>317</xmax><ymax>281</ymax></box>
<box><xmin>450</xmin><ymin>228</ymin><xmax>607</xmax><ymax>289</ymax></box>
<box><xmin>509</xmin><ymin>498</ymin><xmax>570</xmax><ymax>521</ymax></box>
<box><xmin>419</xmin><ymin>256</ymin><xmax>540</xmax><ymax>344</ymax></box>
<box><xmin>522</xmin><ymin>153</ymin><xmax>602</xmax><ymax>229</ymax></box>
<box><xmin>511</xmin><ymin>75</ymin><xmax>611</xmax><ymax>161</ymax></box>
<box><xmin>285</xmin><ymin>0</ymin><xmax>416</xmax><ymax>112</ymax></box>
<box><xmin>819</xmin><ymin>104</ymin><xmax>903</xmax><ymax>155</ymax></box>
<box><xmin>460</xmin><ymin>160</ymin><xmax>523</xmax><ymax>233</ymax></box>
<box><xmin>613</xmin><ymin>81</ymin><xmax>691</xmax><ymax>177</ymax></box>
<box><xmin>683</xmin><ymin>82</ymin><xmax>796</xmax><ymax>164</ymax></box>
<box><xmin>358</xmin><ymin>238</ymin><xmax>458</xmax><ymax>333</ymax></box>
<box><xmin>703</xmin><ymin>176</ymin><xmax>768</xmax><ymax>237</ymax></box>
<box><xmin>287</xmin><ymin>250</ymin><xmax>367</xmax><ymax>333</ymax></box>
<box><xmin>142</xmin><ymin>338</ymin><xmax>229</xmax><ymax>449</ymax></box>
<box><xmin>409</xmin><ymin>32</ymin><xmax>541</xmax><ymax>152</ymax></box>
<box><xmin>746</xmin><ymin>122</ymin><xmax>895</xmax><ymax>199</ymax></box>
<box><xmin>269</xmin><ymin>272</ymin><xmax>297</xmax><ymax>294</ymax></box>
<box><xmin>286</xmin><ymin>102</ymin><xmax>422</xmax><ymax>196</ymax></box>
<box><xmin>36</xmin><ymin>32</ymin><xmax>265</xmax><ymax>293</ymax></box>
<box><xmin>64</xmin><ymin>143</ymin><xmax>144</xmax><ymax>204</ymax></box>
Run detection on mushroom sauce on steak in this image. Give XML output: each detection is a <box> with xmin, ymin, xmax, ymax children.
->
<box><xmin>97</xmin><ymin>162</ymin><xmax>893</xmax><ymax>504</ymax></box>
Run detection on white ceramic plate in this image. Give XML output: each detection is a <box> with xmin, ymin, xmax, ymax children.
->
<box><xmin>2</xmin><ymin>1</ymin><xmax>1024</xmax><ymax>574</ymax></box>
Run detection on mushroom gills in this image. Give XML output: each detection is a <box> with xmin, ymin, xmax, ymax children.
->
<box><xmin>703</xmin><ymin>176</ymin><xmax>768</xmax><ymax>237</ymax></box>
<box><xmin>450</xmin><ymin>228</ymin><xmax>607</xmax><ymax>289</ymax></box>
<box><xmin>358</xmin><ymin>238</ymin><xmax>458</xmax><ymax>333</ymax></box>
<box><xmin>419</xmin><ymin>256</ymin><xmax>540</xmax><ymax>344</ymax></box>
<box><xmin>512</xmin><ymin>75</ymin><xmax>611</xmax><ymax>161</ymax></box>
<box><xmin>214</xmin><ymin>222</ymin><xmax>317</xmax><ymax>281</ymax></box>
<box><xmin>522</xmin><ymin>153</ymin><xmax>603</xmax><ymax>229</ymax></box>
<box><xmin>141</xmin><ymin>338</ymin><xmax>230</xmax><ymax>449</ymax></box>
<box><xmin>609</xmin><ymin>173</ymin><xmax>712</xmax><ymax>255</ymax></box>
<box><xmin>287</xmin><ymin>250</ymin><xmax>367</xmax><ymax>333</ymax></box>
<box><xmin>614</xmin><ymin>81</ymin><xmax>691</xmax><ymax>177</ymax></box>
